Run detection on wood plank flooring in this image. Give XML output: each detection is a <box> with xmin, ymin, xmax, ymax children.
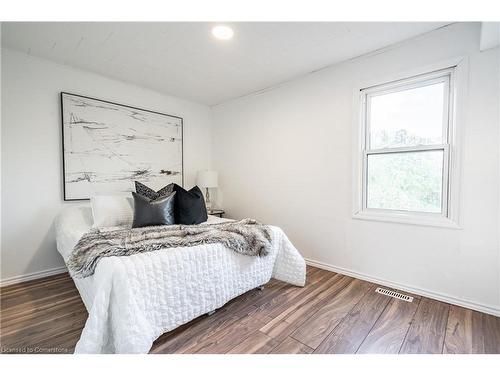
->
<box><xmin>1</xmin><ymin>266</ymin><xmax>499</xmax><ymax>354</ymax></box>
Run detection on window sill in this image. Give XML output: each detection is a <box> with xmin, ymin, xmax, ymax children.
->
<box><xmin>352</xmin><ymin>211</ymin><xmax>461</xmax><ymax>229</ymax></box>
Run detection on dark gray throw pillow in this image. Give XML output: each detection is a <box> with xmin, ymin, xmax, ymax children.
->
<box><xmin>173</xmin><ymin>184</ymin><xmax>208</xmax><ymax>225</ymax></box>
<box><xmin>132</xmin><ymin>191</ymin><xmax>176</xmax><ymax>228</ymax></box>
<box><xmin>135</xmin><ymin>181</ymin><xmax>174</xmax><ymax>200</ymax></box>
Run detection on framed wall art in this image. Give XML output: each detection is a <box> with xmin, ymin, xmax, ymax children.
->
<box><xmin>61</xmin><ymin>92</ymin><xmax>183</xmax><ymax>200</ymax></box>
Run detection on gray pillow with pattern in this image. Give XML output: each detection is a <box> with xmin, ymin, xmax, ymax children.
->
<box><xmin>135</xmin><ymin>181</ymin><xmax>174</xmax><ymax>201</ymax></box>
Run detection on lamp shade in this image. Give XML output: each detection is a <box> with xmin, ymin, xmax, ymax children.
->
<box><xmin>196</xmin><ymin>170</ymin><xmax>218</xmax><ymax>188</ymax></box>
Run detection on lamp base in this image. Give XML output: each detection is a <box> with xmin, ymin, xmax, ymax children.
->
<box><xmin>205</xmin><ymin>187</ymin><xmax>212</xmax><ymax>210</ymax></box>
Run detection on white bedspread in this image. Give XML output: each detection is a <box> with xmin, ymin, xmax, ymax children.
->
<box><xmin>55</xmin><ymin>205</ymin><xmax>306</xmax><ymax>354</ymax></box>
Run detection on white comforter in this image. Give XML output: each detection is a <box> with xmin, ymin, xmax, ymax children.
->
<box><xmin>55</xmin><ymin>205</ymin><xmax>306</xmax><ymax>354</ymax></box>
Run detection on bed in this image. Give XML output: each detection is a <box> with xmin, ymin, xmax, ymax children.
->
<box><xmin>55</xmin><ymin>205</ymin><xmax>306</xmax><ymax>354</ymax></box>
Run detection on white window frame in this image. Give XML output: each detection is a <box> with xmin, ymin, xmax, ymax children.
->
<box><xmin>352</xmin><ymin>59</ymin><xmax>466</xmax><ymax>229</ymax></box>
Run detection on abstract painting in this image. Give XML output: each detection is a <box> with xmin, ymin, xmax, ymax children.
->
<box><xmin>61</xmin><ymin>92</ymin><xmax>183</xmax><ymax>200</ymax></box>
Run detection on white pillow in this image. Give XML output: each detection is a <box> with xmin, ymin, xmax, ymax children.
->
<box><xmin>90</xmin><ymin>194</ymin><xmax>134</xmax><ymax>228</ymax></box>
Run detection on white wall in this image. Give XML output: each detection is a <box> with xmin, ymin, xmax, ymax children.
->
<box><xmin>212</xmin><ymin>23</ymin><xmax>500</xmax><ymax>314</ymax></box>
<box><xmin>1</xmin><ymin>48</ymin><xmax>213</xmax><ymax>282</ymax></box>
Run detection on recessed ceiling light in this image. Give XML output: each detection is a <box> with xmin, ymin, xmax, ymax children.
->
<box><xmin>212</xmin><ymin>25</ymin><xmax>234</xmax><ymax>40</ymax></box>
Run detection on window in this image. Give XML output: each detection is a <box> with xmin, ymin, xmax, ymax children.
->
<box><xmin>355</xmin><ymin>67</ymin><xmax>460</xmax><ymax>227</ymax></box>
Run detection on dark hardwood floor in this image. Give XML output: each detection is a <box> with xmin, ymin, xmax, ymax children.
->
<box><xmin>1</xmin><ymin>266</ymin><xmax>499</xmax><ymax>354</ymax></box>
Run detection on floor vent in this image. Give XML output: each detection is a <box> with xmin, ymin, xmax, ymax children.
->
<box><xmin>375</xmin><ymin>287</ymin><xmax>413</xmax><ymax>302</ymax></box>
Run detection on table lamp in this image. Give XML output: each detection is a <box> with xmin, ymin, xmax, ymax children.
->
<box><xmin>196</xmin><ymin>170</ymin><xmax>218</xmax><ymax>209</ymax></box>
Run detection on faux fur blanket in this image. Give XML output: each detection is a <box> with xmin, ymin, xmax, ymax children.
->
<box><xmin>67</xmin><ymin>219</ymin><xmax>271</xmax><ymax>278</ymax></box>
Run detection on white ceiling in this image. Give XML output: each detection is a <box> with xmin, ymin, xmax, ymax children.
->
<box><xmin>2</xmin><ymin>22</ymin><xmax>450</xmax><ymax>106</ymax></box>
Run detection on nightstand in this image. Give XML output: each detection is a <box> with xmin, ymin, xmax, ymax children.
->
<box><xmin>207</xmin><ymin>209</ymin><xmax>225</xmax><ymax>218</ymax></box>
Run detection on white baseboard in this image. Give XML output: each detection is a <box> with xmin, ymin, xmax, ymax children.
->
<box><xmin>3</xmin><ymin>260</ymin><xmax>498</xmax><ymax>317</ymax></box>
<box><xmin>305</xmin><ymin>258</ymin><xmax>500</xmax><ymax>318</ymax></box>
<box><xmin>0</xmin><ymin>266</ymin><xmax>68</xmax><ymax>287</ymax></box>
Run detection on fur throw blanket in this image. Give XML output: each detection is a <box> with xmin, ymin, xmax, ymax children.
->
<box><xmin>67</xmin><ymin>219</ymin><xmax>272</xmax><ymax>278</ymax></box>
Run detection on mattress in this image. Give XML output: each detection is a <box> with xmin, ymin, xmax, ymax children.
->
<box><xmin>55</xmin><ymin>204</ymin><xmax>306</xmax><ymax>353</ymax></box>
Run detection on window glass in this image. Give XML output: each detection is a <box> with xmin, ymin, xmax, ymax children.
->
<box><xmin>369</xmin><ymin>82</ymin><xmax>446</xmax><ymax>149</ymax></box>
<box><xmin>366</xmin><ymin>150</ymin><xmax>444</xmax><ymax>213</ymax></box>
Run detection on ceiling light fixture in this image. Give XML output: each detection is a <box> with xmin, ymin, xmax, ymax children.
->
<box><xmin>211</xmin><ymin>25</ymin><xmax>234</xmax><ymax>40</ymax></box>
